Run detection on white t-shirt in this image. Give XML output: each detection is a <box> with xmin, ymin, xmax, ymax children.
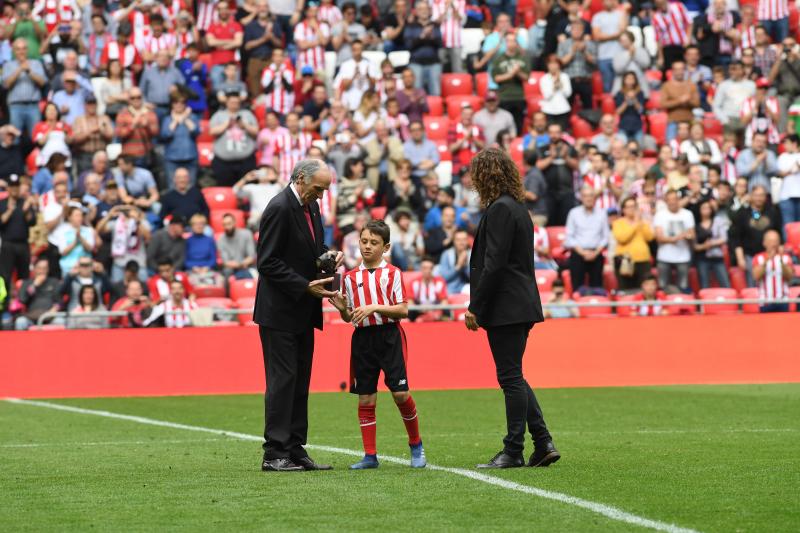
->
<box><xmin>653</xmin><ymin>208</ymin><xmax>695</xmax><ymax>264</ymax></box>
<box><xmin>777</xmin><ymin>151</ymin><xmax>800</xmax><ymax>201</ymax></box>
<box><xmin>335</xmin><ymin>58</ymin><xmax>379</xmax><ymax>111</ymax></box>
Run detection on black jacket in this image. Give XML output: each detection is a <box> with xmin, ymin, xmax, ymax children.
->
<box><xmin>469</xmin><ymin>194</ymin><xmax>544</xmax><ymax>328</ymax></box>
<box><xmin>253</xmin><ymin>186</ymin><xmax>327</xmax><ymax>332</ymax></box>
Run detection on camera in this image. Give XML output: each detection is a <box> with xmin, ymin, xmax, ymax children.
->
<box><xmin>316</xmin><ymin>251</ymin><xmax>340</xmax><ymax>292</ymax></box>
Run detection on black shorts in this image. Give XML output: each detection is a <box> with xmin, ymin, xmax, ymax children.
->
<box><xmin>349</xmin><ymin>323</ymin><xmax>409</xmax><ymax>395</ymax></box>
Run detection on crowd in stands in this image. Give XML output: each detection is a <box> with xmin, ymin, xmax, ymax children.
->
<box><xmin>2</xmin><ymin>0</ymin><xmax>800</xmax><ymax>330</ymax></box>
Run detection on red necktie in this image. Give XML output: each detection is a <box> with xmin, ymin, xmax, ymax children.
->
<box><xmin>304</xmin><ymin>205</ymin><xmax>315</xmax><ymax>242</ymax></box>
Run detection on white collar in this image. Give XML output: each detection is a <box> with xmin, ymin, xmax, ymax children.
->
<box><xmin>359</xmin><ymin>260</ymin><xmax>387</xmax><ymax>271</ymax></box>
<box><xmin>289</xmin><ymin>183</ymin><xmax>304</xmax><ymax>206</ymax></box>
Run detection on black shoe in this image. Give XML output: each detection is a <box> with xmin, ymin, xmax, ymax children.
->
<box><xmin>293</xmin><ymin>456</ymin><xmax>333</xmax><ymax>471</ymax></box>
<box><xmin>261</xmin><ymin>457</ymin><xmax>304</xmax><ymax>472</ymax></box>
<box><xmin>477</xmin><ymin>451</ymin><xmax>524</xmax><ymax>469</ymax></box>
<box><xmin>528</xmin><ymin>441</ymin><xmax>561</xmax><ymax>467</ymax></box>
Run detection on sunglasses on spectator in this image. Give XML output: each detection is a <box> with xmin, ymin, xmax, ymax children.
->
<box><xmin>79</xmin><ymin>262</ymin><xmax>92</xmax><ymax>267</ymax></box>
<box><xmin>130</xmin><ymin>95</ymin><xmax>142</xmax><ymax>100</ymax></box>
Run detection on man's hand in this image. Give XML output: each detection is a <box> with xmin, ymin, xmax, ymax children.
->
<box><xmin>307</xmin><ymin>277</ymin><xmax>337</xmax><ymax>299</ymax></box>
<box><xmin>328</xmin><ymin>291</ymin><xmax>348</xmax><ymax>312</ymax></box>
<box><xmin>350</xmin><ymin>304</ymin><xmax>377</xmax><ymax>325</ymax></box>
<box><xmin>333</xmin><ymin>250</ymin><xmax>344</xmax><ymax>269</ymax></box>
<box><xmin>464</xmin><ymin>310</ymin><xmax>479</xmax><ymax>331</ymax></box>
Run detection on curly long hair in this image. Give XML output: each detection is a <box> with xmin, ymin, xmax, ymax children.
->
<box><xmin>469</xmin><ymin>147</ymin><xmax>526</xmax><ymax>208</ymax></box>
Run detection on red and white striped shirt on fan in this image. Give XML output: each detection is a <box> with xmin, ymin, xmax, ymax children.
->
<box><xmin>100</xmin><ymin>41</ymin><xmax>143</xmax><ymax>72</ymax></box>
<box><xmin>175</xmin><ymin>30</ymin><xmax>195</xmax><ymax>58</ymax></box>
<box><xmin>722</xmin><ymin>147</ymin><xmax>738</xmax><ymax>184</ymax></box>
<box><xmin>33</xmin><ymin>0</ymin><xmax>79</xmax><ymax>33</ymax></box>
<box><xmin>141</xmin><ymin>32</ymin><xmax>177</xmax><ymax>56</ymax></box>
<box><xmin>431</xmin><ymin>0</ymin><xmax>465</xmax><ymax>48</ymax></box>
<box><xmin>344</xmin><ymin>260</ymin><xmax>406</xmax><ymax>328</ymax></box>
<box><xmin>582</xmin><ymin>172</ymin><xmax>623</xmax><ymax>210</ymax></box>
<box><xmin>261</xmin><ymin>62</ymin><xmax>296</xmax><ymax>115</ymax></box>
<box><xmin>533</xmin><ymin>224</ymin><xmax>549</xmax><ymax>262</ymax></box>
<box><xmin>195</xmin><ymin>0</ymin><xmax>219</xmax><ymax>31</ymax></box>
<box><xmin>274</xmin><ymin>131</ymin><xmax>314</xmax><ymax>182</ymax></box>
<box><xmin>758</xmin><ymin>0</ymin><xmax>788</xmax><ymax>21</ymax></box>
<box><xmin>412</xmin><ymin>277</ymin><xmax>447</xmax><ymax>305</ymax></box>
<box><xmin>754</xmin><ymin>252</ymin><xmax>792</xmax><ymax>300</ymax></box>
<box><xmin>736</xmin><ymin>24</ymin><xmax>756</xmax><ymax>56</ymax></box>
<box><xmin>652</xmin><ymin>2</ymin><xmax>692</xmax><ymax>46</ymax></box>
<box><xmin>318</xmin><ymin>3</ymin><xmax>343</xmax><ymax>27</ymax></box>
<box><xmin>294</xmin><ymin>21</ymin><xmax>330</xmax><ymax>72</ymax></box>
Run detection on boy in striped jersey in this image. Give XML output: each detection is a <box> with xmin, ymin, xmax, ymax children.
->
<box><xmin>753</xmin><ymin>230</ymin><xmax>794</xmax><ymax>313</ymax></box>
<box><xmin>328</xmin><ymin>220</ymin><xmax>426</xmax><ymax>470</ymax></box>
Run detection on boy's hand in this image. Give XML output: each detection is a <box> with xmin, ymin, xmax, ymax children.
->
<box><xmin>350</xmin><ymin>305</ymin><xmax>377</xmax><ymax>325</ymax></box>
<box><xmin>328</xmin><ymin>292</ymin><xmax>348</xmax><ymax>312</ymax></box>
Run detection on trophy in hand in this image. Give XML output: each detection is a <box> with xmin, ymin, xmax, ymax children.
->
<box><xmin>316</xmin><ymin>251</ymin><xmax>341</xmax><ymax>292</ymax></box>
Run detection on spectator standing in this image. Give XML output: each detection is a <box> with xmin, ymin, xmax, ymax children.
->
<box><xmin>294</xmin><ymin>3</ymin><xmax>331</xmax><ymax>74</ymax></box>
<box><xmin>244</xmin><ymin>0</ymin><xmax>283</xmax><ymax>98</ymax></box>
<box><xmin>614</xmin><ymin>72</ymin><xmax>647</xmax><ymax>144</ymax></box>
<box><xmin>591</xmin><ymin>0</ymin><xmax>627</xmax><ymax>93</ymax></box>
<box><xmin>612</xmin><ymin>197</ymin><xmax>654</xmax><ymax>290</ymax></box>
<box><xmin>558</xmin><ymin>21</ymin><xmax>597</xmax><ymax>112</ymax></box>
<box><xmin>396</xmin><ymin>68</ymin><xmax>429</xmax><ymax>123</ymax></box>
<box><xmin>175</xmin><ymin>44</ymin><xmax>209</xmax><ymax>121</ymax></box>
<box><xmin>478</xmin><ymin>13</ymin><xmax>526</xmax><ymax>91</ymax></box>
<box><xmin>206</xmin><ymin>2</ymin><xmax>244</xmax><ymax>89</ymax></box>
<box><xmin>653</xmin><ymin>190</ymin><xmax>695</xmax><ymax>292</ymax></box>
<box><xmin>234</xmin><ymin>167</ymin><xmax>283</xmax><ymax>230</ymax></box>
<box><xmin>753</xmin><ymin>230</ymin><xmax>793</xmax><ymax>312</ymax></box>
<box><xmin>741</xmin><ymin>78</ymin><xmax>781</xmax><ymax>148</ymax></box>
<box><xmin>403</xmin><ymin>120</ymin><xmax>440</xmax><ymax>183</ymax></box>
<box><xmin>693</xmin><ymin>199</ymin><xmax>731</xmax><ymax>289</ymax></box>
<box><xmin>565</xmin><ymin>188</ymin><xmax>609</xmax><ymax>294</ymax></box>
<box><xmin>51</xmin><ymin>69</ymin><xmax>86</xmax><ymax>127</ymax></box>
<box><xmin>522</xmin><ymin>150</ymin><xmax>548</xmax><ymax>226</ymax></box>
<box><xmin>161</xmin><ymin>96</ymin><xmax>200</xmax><ymax>187</ymax></box>
<box><xmin>612</xmin><ymin>31</ymin><xmax>651</xmax><ymax>99</ymax></box>
<box><xmin>386</xmin><ymin>160</ymin><xmax>427</xmax><ymax>220</ymax></box>
<box><xmin>214</xmin><ymin>63</ymin><xmax>249</xmax><ymax>106</ymax></box>
<box><xmin>661</xmin><ymin>61</ymin><xmax>700</xmax><ymax>142</ymax></box>
<box><xmin>757</xmin><ymin>0</ymin><xmax>790</xmax><ymax>43</ymax></box>
<box><xmin>404</xmin><ymin>0</ymin><xmax>443</xmax><ymax>97</ymax></box>
<box><xmin>777</xmin><ymin>134</ymin><xmax>800</xmax><ymax>229</ymax></box>
<box><xmin>217</xmin><ymin>213</ymin><xmax>257</xmax><ymax>280</ymax></box>
<box><xmin>491</xmin><ymin>33</ymin><xmax>529</xmax><ymax>135</ymax></box>
<box><xmin>139</xmin><ymin>50</ymin><xmax>184</xmax><ymax>125</ymax></box>
<box><xmin>436</xmin><ymin>228</ymin><xmax>471</xmax><ymax>294</ymax></box>
<box><xmin>651</xmin><ymin>0</ymin><xmax>692</xmax><ymax>73</ymax></box>
<box><xmin>209</xmin><ymin>93</ymin><xmax>259</xmax><ymax>186</ymax></box>
<box><xmin>0</xmin><ymin>126</ymin><xmax>25</xmax><ymax>178</ymax></box>
<box><xmin>260</xmin><ymin>48</ymin><xmax>295</xmax><ymax>116</ymax></box>
<box><xmin>735</xmin><ymin>131</ymin><xmax>778</xmax><ymax>191</ymax></box>
<box><xmin>96</xmin><ymin>205</ymin><xmax>150</xmax><ymax>283</ymax></box>
<box><xmin>473</xmin><ymin>91</ymin><xmax>516</xmax><ymax>151</ymax></box>
<box><xmin>536</xmin><ymin>123</ymin><xmax>579</xmax><ymax>225</ymax></box>
<box><xmin>114</xmin><ymin>155</ymin><xmax>160</xmax><ymax>220</ymax></box>
<box><xmin>336</xmin><ymin>158</ymin><xmax>375</xmax><ymax>234</ymax></box>
<box><xmin>71</xmin><ymin>94</ymin><xmax>114</xmax><ymax>176</ymax></box>
<box><xmin>448</xmin><ymin>105</ymin><xmax>484</xmax><ymax>175</ymax></box>
<box><xmin>14</xmin><ymin>259</ymin><xmax>62</xmax><ymax>330</ymax></box>
<box><xmin>431</xmin><ymin>0</ymin><xmax>465</xmax><ymax>72</ymax></box>
<box><xmin>539</xmin><ymin>55</ymin><xmax>572</xmax><ymax>131</ymax></box>
<box><xmin>364</xmin><ymin>120</ymin><xmax>405</xmax><ymax>192</ymax></box>
<box><xmin>95</xmin><ymin>59</ymin><xmax>131</xmax><ymax>121</ymax></box>
<box><xmin>159</xmin><ymin>168</ymin><xmax>209</xmax><ymax>223</ymax></box>
<box><xmin>729</xmin><ymin>185</ymin><xmax>783</xmax><ymax>286</ymax></box>
<box><xmin>99</xmin><ymin>22</ymin><xmax>143</xmax><ymax>85</ymax></box>
<box><xmin>382</xmin><ymin>0</ymin><xmax>410</xmax><ymax>53</ymax></box>
<box><xmin>331</xmin><ymin>2</ymin><xmax>367</xmax><ymax>66</ymax></box>
<box><xmin>769</xmin><ymin>36</ymin><xmax>800</xmax><ymax>133</ymax></box>
<box><xmin>335</xmin><ymin>39</ymin><xmax>379</xmax><ymax>112</ymax></box>
<box><xmin>712</xmin><ymin>61</ymin><xmax>755</xmax><ymax>137</ymax></box>
<box><xmin>694</xmin><ymin>0</ymin><xmax>740</xmax><ymax>67</ymax></box>
<box><xmin>146</xmin><ymin>217</ymin><xmax>187</xmax><ymax>272</ymax></box>
<box><xmin>274</xmin><ymin>112</ymin><xmax>314</xmax><ymax>183</ymax></box>
<box><xmin>0</xmin><ymin>175</ymin><xmax>37</xmax><ymax>309</ymax></box>
<box><xmin>591</xmin><ymin>114</ymin><xmax>627</xmax><ymax>155</ymax></box>
<box><xmin>2</xmin><ymin>38</ymin><xmax>47</xmax><ymax>140</ymax></box>
<box><xmin>681</xmin><ymin>122</ymin><xmax>722</xmax><ymax>169</ymax></box>
<box><xmin>6</xmin><ymin>1</ymin><xmax>46</xmax><ymax>60</ymax></box>
<box><xmin>583</xmin><ymin>152</ymin><xmax>623</xmax><ymax>211</ymax></box>
<box><xmin>115</xmin><ymin>87</ymin><xmax>159</xmax><ymax>167</ymax></box>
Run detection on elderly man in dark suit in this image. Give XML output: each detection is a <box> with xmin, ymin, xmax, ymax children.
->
<box><xmin>254</xmin><ymin>158</ymin><xmax>342</xmax><ymax>472</ymax></box>
<box><xmin>465</xmin><ymin>148</ymin><xmax>560</xmax><ymax>470</ymax></box>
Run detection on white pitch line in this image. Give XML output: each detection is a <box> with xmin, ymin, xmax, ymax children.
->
<box><xmin>4</xmin><ymin>398</ymin><xmax>700</xmax><ymax>533</ymax></box>
<box><xmin>0</xmin><ymin>438</ymin><xmax>223</xmax><ymax>448</ymax></box>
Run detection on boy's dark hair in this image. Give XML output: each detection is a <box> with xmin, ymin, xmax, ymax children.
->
<box><xmin>420</xmin><ymin>255</ymin><xmax>436</xmax><ymax>265</ymax></box>
<box><xmin>362</xmin><ymin>219</ymin><xmax>391</xmax><ymax>244</ymax></box>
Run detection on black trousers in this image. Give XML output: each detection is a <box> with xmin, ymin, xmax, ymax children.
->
<box><xmin>486</xmin><ymin>323</ymin><xmax>551</xmax><ymax>456</ymax></box>
<box><xmin>259</xmin><ymin>326</ymin><xmax>315</xmax><ymax>460</ymax></box>
<box><xmin>661</xmin><ymin>45</ymin><xmax>686</xmax><ymax>76</ymax></box>
<box><xmin>499</xmin><ymin>99</ymin><xmax>527</xmax><ymax>139</ymax></box>
<box><xmin>568</xmin><ymin>252</ymin><xmax>604</xmax><ymax>291</ymax></box>
<box><xmin>613</xmin><ymin>257</ymin><xmax>652</xmax><ymax>291</ymax></box>
<box><xmin>0</xmin><ymin>241</ymin><xmax>30</xmax><ymax>311</ymax></box>
<box><xmin>211</xmin><ymin>154</ymin><xmax>257</xmax><ymax>187</ymax></box>
<box><xmin>570</xmin><ymin>78</ymin><xmax>593</xmax><ymax>110</ymax></box>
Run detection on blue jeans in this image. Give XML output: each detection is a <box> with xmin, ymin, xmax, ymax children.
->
<box><xmin>666</xmin><ymin>121</ymin><xmax>679</xmax><ymax>142</ymax></box>
<box><xmin>164</xmin><ymin>159</ymin><xmax>199</xmax><ymax>189</ymax></box>
<box><xmin>487</xmin><ymin>0</ymin><xmax>518</xmax><ymax>25</ymax></box>
<box><xmin>695</xmin><ymin>257</ymin><xmax>730</xmax><ymax>289</ymax></box>
<box><xmin>9</xmin><ymin>103</ymin><xmax>41</xmax><ymax>140</ymax></box>
<box><xmin>762</xmin><ymin>17</ymin><xmax>789</xmax><ymax>43</ymax></box>
<box><xmin>410</xmin><ymin>62</ymin><xmax>442</xmax><ymax>97</ymax></box>
<box><xmin>597</xmin><ymin>59</ymin><xmax>615</xmax><ymax>94</ymax></box>
<box><xmin>761</xmin><ymin>302</ymin><xmax>789</xmax><ymax>313</ymax></box>
<box><xmin>210</xmin><ymin>65</ymin><xmax>226</xmax><ymax>92</ymax></box>
<box><xmin>779</xmin><ymin>198</ymin><xmax>800</xmax><ymax>239</ymax></box>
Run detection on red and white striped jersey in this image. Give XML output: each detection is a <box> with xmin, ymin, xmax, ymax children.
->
<box><xmin>736</xmin><ymin>24</ymin><xmax>756</xmax><ymax>56</ymax></box>
<box><xmin>33</xmin><ymin>0</ymin><xmax>79</xmax><ymax>33</ymax></box>
<box><xmin>431</xmin><ymin>0</ymin><xmax>465</xmax><ymax>48</ymax></box>
<box><xmin>722</xmin><ymin>146</ymin><xmax>738</xmax><ymax>185</ymax></box>
<box><xmin>669</xmin><ymin>138</ymin><xmax>683</xmax><ymax>158</ymax></box>
<box><xmin>757</xmin><ymin>0</ymin><xmax>789</xmax><ymax>21</ymax></box>
<box><xmin>274</xmin><ymin>131</ymin><xmax>314</xmax><ymax>182</ymax></box>
<box><xmin>652</xmin><ymin>2</ymin><xmax>691</xmax><ymax>47</ymax></box>
<box><xmin>741</xmin><ymin>96</ymin><xmax>781</xmax><ymax>146</ymax></box>
<box><xmin>344</xmin><ymin>260</ymin><xmax>406</xmax><ymax>328</ymax></box>
<box><xmin>754</xmin><ymin>252</ymin><xmax>791</xmax><ymax>300</ymax></box>
<box><xmin>318</xmin><ymin>167</ymin><xmax>338</xmax><ymax>222</ymax></box>
<box><xmin>533</xmin><ymin>225</ymin><xmax>549</xmax><ymax>262</ymax></box>
<box><xmin>114</xmin><ymin>8</ymin><xmax>151</xmax><ymax>51</ymax></box>
<box><xmin>101</xmin><ymin>41</ymin><xmax>144</xmax><ymax>71</ymax></box>
<box><xmin>294</xmin><ymin>21</ymin><xmax>330</xmax><ymax>72</ymax></box>
<box><xmin>412</xmin><ymin>277</ymin><xmax>447</xmax><ymax>305</ymax></box>
<box><xmin>175</xmin><ymin>30</ymin><xmax>195</xmax><ymax>58</ymax></box>
<box><xmin>635</xmin><ymin>296</ymin><xmax>664</xmax><ymax>316</ymax></box>
<box><xmin>318</xmin><ymin>3</ymin><xmax>343</xmax><ymax>27</ymax></box>
<box><xmin>141</xmin><ymin>32</ymin><xmax>178</xmax><ymax>57</ymax></box>
<box><xmin>196</xmin><ymin>0</ymin><xmax>219</xmax><ymax>32</ymax></box>
<box><xmin>453</xmin><ymin>122</ymin><xmax>482</xmax><ymax>162</ymax></box>
<box><xmin>163</xmin><ymin>0</ymin><xmax>187</xmax><ymax>26</ymax></box>
<box><xmin>582</xmin><ymin>172</ymin><xmax>622</xmax><ymax>210</ymax></box>
<box><xmin>260</xmin><ymin>61</ymin><xmax>296</xmax><ymax>115</ymax></box>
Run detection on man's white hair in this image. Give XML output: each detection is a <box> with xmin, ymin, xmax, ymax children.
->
<box><xmin>291</xmin><ymin>158</ymin><xmax>323</xmax><ymax>184</ymax></box>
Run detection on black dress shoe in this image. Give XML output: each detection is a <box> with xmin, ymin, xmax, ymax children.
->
<box><xmin>528</xmin><ymin>441</ymin><xmax>561</xmax><ymax>467</ymax></box>
<box><xmin>261</xmin><ymin>457</ymin><xmax>304</xmax><ymax>472</ymax></box>
<box><xmin>293</xmin><ymin>456</ymin><xmax>333</xmax><ymax>471</ymax></box>
<box><xmin>477</xmin><ymin>450</ymin><xmax>524</xmax><ymax>469</ymax></box>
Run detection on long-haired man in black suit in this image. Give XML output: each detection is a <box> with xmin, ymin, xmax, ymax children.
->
<box><xmin>465</xmin><ymin>148</ymin><xmax>561</xmax><ymax>469</ymax></box>
<box><xmin>254</xmin><ymin>158</ymin><xmax>343</xmax><ymax>472</ymax></box>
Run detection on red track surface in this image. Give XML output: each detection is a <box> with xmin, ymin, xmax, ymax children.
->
<box><xmin>2</xmin><ymin>314</ymin><xmax>798</xmax><ymax>399</ymax></box>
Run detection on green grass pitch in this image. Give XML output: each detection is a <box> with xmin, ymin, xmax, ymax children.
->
<box><xmin>2</xmin><ymin>384</ymin><xmax>799</xmax><ymax>532</ymax></box>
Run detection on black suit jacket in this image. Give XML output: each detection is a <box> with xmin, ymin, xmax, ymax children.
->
<box><xmin>469</xmin><ymin>194</ymin><xmax>544</xmax><ymax>329</ymax></box>
<box><xmin>253</xmin><ymin>186</ymin><xmax>327</xmax><ymax>333</ymax></box>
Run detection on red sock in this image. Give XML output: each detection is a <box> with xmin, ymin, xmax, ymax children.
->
<box><xmin>397</xmin><ymin>396</ymin><xmax>421</xmax><ymax>446</ymax></box>
<box><xmin>358</xmin><ymin>404</ymin><xmax>377</xmax><ymax>455</ymax></box>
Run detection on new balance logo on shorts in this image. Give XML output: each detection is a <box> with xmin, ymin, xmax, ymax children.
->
<box><xmin>399</xmin><ymin>379</ymin><xmax>407</xmax><ymax>386</ymax></box>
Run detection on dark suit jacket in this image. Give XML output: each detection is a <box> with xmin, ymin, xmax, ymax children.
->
<box><xmin>469</xmin><ymin>194</ymin><xmax>544</xmax><ymax>329</ymax></box>
<box><xmin>253</xmin><ymin>186</ymin><xmax>327</xmax><ymax>333</ymax></box>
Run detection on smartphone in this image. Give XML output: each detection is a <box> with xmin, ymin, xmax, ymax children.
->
<box><xmin>331</xmin><ymin>273</ymin><xmax>341</xmax><ymax>293</ymax></box>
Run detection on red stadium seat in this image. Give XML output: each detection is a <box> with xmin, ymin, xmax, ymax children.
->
<box><xmin>229</xmin><ymin>278</ymin><xmax>257</xmax><ymax>301</ymax></box>
<box><xmin>234</xmin><ymin>297</ymin><xmax>256</xmax><ymax>325</ymax></box>
<box><xmin>789</xmin><ymin>286</ymin><xmax>800</xmax><ymax>312</ymax></box>
<box><xmin>600</xmin><ymin>94</ymin><xmax>616</xmax><ymax>115</ymax></box>
<box><xmin>445</xmin><ymin>95</ymin><xmax>483</xmax><ymax>119</ymax></box>
<box><xmin>591</xmin><ymin>71</ymin><xmax>603</xmax><ymax>105</ymax></box>
<box><xmin>702</xmin><ymin>114</ymin><xmax>723</xmax><ymax>137</ymax></box>
<box><xmin>402</xmin><ymin>271</ymin><xmax>423</xmax><ymax>301</ymax></box>
<box><xmin>785</xmin><ymin>222</ymin><xmax>800</xmax><ymax>253</ymax></box>
<box><xmin>435</xmin><ymin>141</ymin><xmax>452</xmax><ymax>161</ymax></box>
<box><xmin>210</xmin><ymin>321</ymin><xmax>240</xmax><ymax>327</ymax></box>
<box><xmin>663</xmin><ymin>294</ymin><xmax>696</xmax><ymax>315</ymax></box>
<box><xmin>370</xmin><ymin>206</ymin><xmax>387</xmax><ymax>220</ymax></box>
<box><xmin>739</xmin><ymin>287</ymin><xmax>761</xmax><ymax>314</ymax></box>
<box><xmin>535</xmin><ymin>269</ymin><xmax>558</xmax><ymax>291</ymax></box>
<box><xmin>253</xmin><ymin>104</ymin><xmax>267</xmax><ymax>129</ymax></box>
<box><xmin>198</xmin><ymin>53</ymin><xmax>214</xmax><ymax>73</ymax></box>
<box><xmin>645</xmin><ymin>90</ymin><xmax>661</xmax><ymax>111</ymax></box>
<box><xmin>523</xmin><ymin>72</ymin><xmax>545</xmax><ymax>99</ymax></box>
<box><xmin>198</xmin><ymin>142</ymin><xmax>215</xmax><ymax>166</ymax></box>
<box><xmin>509</xmin><ymin>137</ymin><xmax>525</xmax><ymax>167</ymax></box>
<box><xmin>647</xmin><ymin>112</ymin><xmax>668</xmax><ymax>145</ymax></box>
<box><xmin>426</xmin><ymin>95</ymin><xmax>444</xmax><ymax>116</ymax></box>
<box><xmin>193</xmin><ymin>285</ymin><xmax>226</xmax><ymax>298</ymax></box>
<box><xmin>475</xmin><ymin>72</ymin><xmax>489</xmax><ymax>98</ymax></box>
<box><xmin>561</xmin><ymin>270</ymin><xmax>573</xmax><ymax>297</ymax></box>
<box><xmin>423</xmin><ymin>116</ymin><xmax>450</xmax><ymax>140</ymax></box>
<box><xmin>576</xmin><ymin>296</ymin><xmax>613</xmax><ymax>318</ymax></box>
<box><xmin>644</xmin><ymin>70</ymin><xmax>663</xmax><ymax>84</ymax></box>
<box><xmin>198</xmin><ymin>119</ymin><xmax>213</xmax><ymax>142</ymax></box>
<box><xmin>728</xmin><ymin>267</ymin><xmax>747</xmax><ymax>293</ymax></box>
<box><xmin>614</xmin><ymin>293</ymin><xmax>640</xmax><ymax>317</ymax></box>
<box><xmin>447</xmin><ymin>294</ymin><xmax>470</xmax><ymax>320</ymax></box>
<box><xmin>547</xmin><ymin>226</ymin><xmax>568</xmax><ymax>262</ymax></box>
<box><xmin>525</xmin><ymin>96</ymin><xmax>542</xmax><ymax>117</ymax></box>
<box><xmin>210</xmin><ymin>209</ymin><xmax>246</xmax><ymax>233</ymax></box>
<box><xmin>196</xmin><ymin>297</ymin><xmax>235</xmax><ymax>309</ymax></box>
<box><xmin>202</xmin><ymin>187</ymin><xmax>237</xmax><ymax>210</ymax></box>
<box><xmin>27</xmin><ymin>148</ymin><xmax>40</xmax><ymax>175</ymax></box>
<box><xmin>571</xmin><ymin>116</ymin><xmax>595</xmax><ymax>139</ymax></box>
<box><xmin>603</xmin><ymin>269</ymin><xmax>618</xmax><ymax>294</ymax></box>
<box><xmin>699</xmin><ymin>288</ymin><xmax>738</xmax><ymax>315</ymax></box>
<box><xmin>441</xmin><ymin>73</ymin><xmax>474</xmax><ymax>98</ymax></box>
